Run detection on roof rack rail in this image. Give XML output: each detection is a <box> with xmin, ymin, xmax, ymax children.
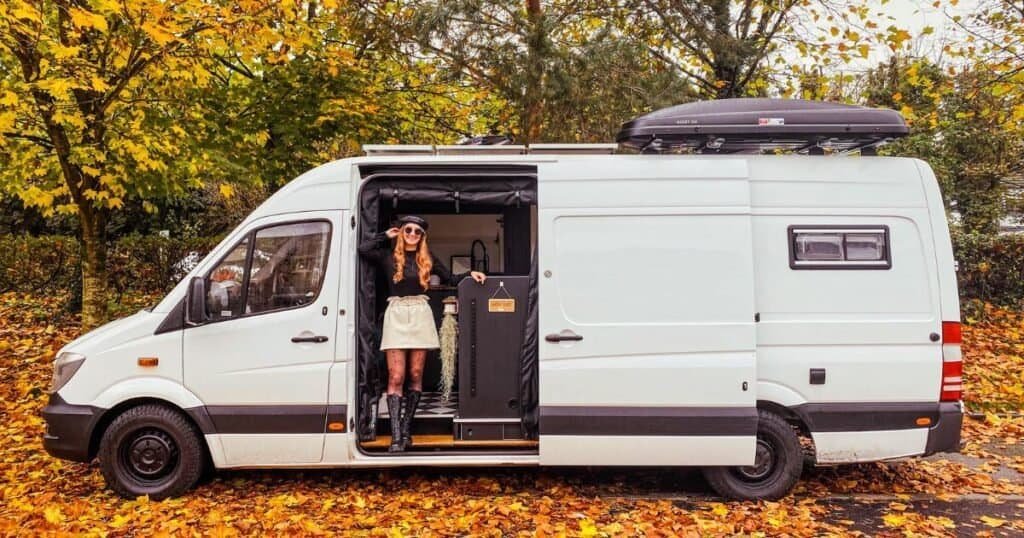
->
<box><xmin>362</xmin><ymin>145</ymin><xmax>435</xmax><ymax>156</ymax></box>
<box><xmin>615</xmin><ymin>98</ymin><xmax>908</xmax><ymax>155</ymax></box>
<box><xmin>362</xmin><ymin>143</ymin><xmax>617</xmax><ymax>156</ymax></box>
<box><xmin>528</xmin><ymin>143</ymin><xmax>617</xmax><ymax>154</ymax></box>
<box><xmin>436</xmin><ymin>144</ymin><xmax>526</xmax><ymax>155</ymax></box>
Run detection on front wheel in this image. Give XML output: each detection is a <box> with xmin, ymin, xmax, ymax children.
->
<box><xmin>98</xmin><ymin>404</ymin><xmax>205</xmax><ymax>499</ymax></box>
<box><xmin>701</xmin><ymin>410</ymin><xmax>803</xmax><ymax>500</ymax></box>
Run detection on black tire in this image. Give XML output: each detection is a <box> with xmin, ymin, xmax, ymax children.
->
<box><xmin>98</xmin><ymin>404</ymin><xmax>205</xmax><ymax>500</ymax></box>
<box><xmin>701</xmin><ymin>410</ymin><xmax>803</xmax><ymax>501</ymax></box>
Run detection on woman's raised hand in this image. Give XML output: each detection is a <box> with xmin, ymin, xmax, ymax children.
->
<box><xmin>385</xmin><ymin>227</ymin><xmax>400</xmax><ymax>239</ymax></box>
<box><xmin>470</xmin><ymin>271</ymin><xmax>487</xmax><ymax>284</ymax></box>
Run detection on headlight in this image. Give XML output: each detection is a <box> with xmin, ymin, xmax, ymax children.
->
<box><xmin>50</xmin><ymin>352</ymin><xmax>86</xmax><ymax>393</ymax></box>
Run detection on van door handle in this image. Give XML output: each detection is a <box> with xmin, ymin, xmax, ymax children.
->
<box><xmin>545</xmin><ymin>332</ymin><xmax>583</xmax><ymax>343</ymax></box>
<box><xmin>291</xmin><ymin>335</ymin><xmax>328</xmax><ymax>343</ymax></box>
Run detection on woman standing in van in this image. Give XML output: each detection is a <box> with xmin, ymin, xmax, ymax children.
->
<box><xmin>359</xmin><ymin>216</ymin><xmax>486</xmax><ymax>452</ymax></box>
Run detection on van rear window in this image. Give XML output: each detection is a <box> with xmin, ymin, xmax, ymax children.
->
<box><xmin>789</xmin><ymin>226</ymin><xmax>890</xmax><ymax>270</ymax></box>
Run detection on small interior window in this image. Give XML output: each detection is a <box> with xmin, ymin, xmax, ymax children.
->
<box><xmin>790</xmin><ymin>226</ymin><xmax>890</xmax><ymax>269</ymax></box>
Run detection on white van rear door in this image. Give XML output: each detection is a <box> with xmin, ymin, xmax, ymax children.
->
<box><xmin>537</xmin><ymin>157</ymin><xmax>757</xmax><ymax>466</ymax></box>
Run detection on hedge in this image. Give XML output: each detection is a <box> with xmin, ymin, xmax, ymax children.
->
<box><xmin>1</xmin><ymin>231</ymin><xmax>1022</xmax><ymax>309</ymax></box>
<box><xmin>0</xmin><ymin>234</ymin><xmax>222</xmax><ymax>297</ymax></box>
<box><xmin>951</xmin><ymin>230</ymin><xmax>1024</xmax><ymax>311</ymax></box>
<box><xmin>0</xmin><ymin>235</ymin><xmax>81</xmax><ymax>295</ymax></box>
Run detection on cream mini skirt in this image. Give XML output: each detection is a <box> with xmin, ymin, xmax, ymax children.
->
<box><xmin>380</xmin><ymin>295</ymin><xmax>440</xmax><ymax>351</ymax></box>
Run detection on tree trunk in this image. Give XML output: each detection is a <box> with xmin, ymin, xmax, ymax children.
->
<box><xmin>79</xmin><ymin>210</ymin><xmax>108</xmax><ymax>330</ymax></box>
<box><xmin>521</xmin><ymin>0</ymin><xmax>546</xmax><ymax>144</ymax></box>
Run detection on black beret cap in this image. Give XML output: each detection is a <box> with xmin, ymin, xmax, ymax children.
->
<box><xmin>396</xmin><ymin>215</ymin><xmax>429</xmax><ymax>231</ymax></box>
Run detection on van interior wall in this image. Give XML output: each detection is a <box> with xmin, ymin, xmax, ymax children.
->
<box><xmin>419</xmin><ymin>214</ymin><xmax>505</xmax><ymax>274</ymax></box>
<box><xmin>355</xmin><ymin>169</ymin><xmax>538</xmax><ymax>442</ymax></box>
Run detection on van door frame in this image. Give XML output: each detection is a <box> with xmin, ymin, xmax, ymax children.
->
<box><xmin>348</xmin><ymin>163</ymin><xmax>541</xmax><ymax>457</ymax></box>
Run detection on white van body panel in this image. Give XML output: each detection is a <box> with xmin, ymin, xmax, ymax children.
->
<box><xmin>541</xmin><ymin>436</ymin><xmax>753</xmax><ymax>466</ymax></box>
<box><xmin>915</xmin><ymin>161</ymin><xmax>960</xmax><ymax>324</ymax></box>
<box><xmin>57</xmin><ymin>311</ymin><xmax>182</xmax><ymax>406</ymax></box>
<box><xmin>90</xmin><ymin>377</ymin><xmax>203</xmax><ymax>411</ymax></box>
<box><xmin>756</xmin><ymin>381</ymin><xmax>807</xmax><ymax>408</ymax></box>
<box><xmin>209</xmin><ymin>434</ymin><xmax>326</xmax><ymax>467</ymax></box>
<box><xmin>537</xmin><ymin>158</ymin><xmax>758</xmax><ymax>466</ymax></box>
<box><xmin>814</xmin><ymin>429</ymin><xmax>928</xmax><ymax>463</ymax></box>
<box><xmin>745</xmin><ymin>157</ymin><xmax>946</xmax><ymax>461</ymax></box>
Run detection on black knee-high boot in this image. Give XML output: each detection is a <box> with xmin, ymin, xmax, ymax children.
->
<box><xmin>399</xmin><ymin>390</ymin><xmax>421</xmax><ymax>450</ymax></box>
<box><xmin>386</xmin><ymin>394</ymin><xmax>403</xmax><ymax>452</ymax></box>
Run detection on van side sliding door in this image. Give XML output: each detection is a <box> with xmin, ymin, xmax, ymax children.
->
<box><xmin>537</xmin><ymin>158</ymin><xmax>757</xmax><ymax>466</ymax></box>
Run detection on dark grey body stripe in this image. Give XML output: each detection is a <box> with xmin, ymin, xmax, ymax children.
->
<box><xmin>185</xmin><ymin>405</ymin><xmax>348</xmax><ymax>435</ymax></box>
<box><xmin>538</xmin><ymin>402</ymin><xmax>954</xmax><ymax>437</ymax></box>
<box><xmin>792</xmin><ymin>402</ymin><xmax>941</xmax><ymax>432</ymax></box>
<box><xmin>180</xmin><ymin>402</ymin><xmax>946</xmax><ymax>436</ymax></box>
<box><xmin>539</xmin><ymin>406</ymin><xmax>758</xmax><ymax>436</ymax></box>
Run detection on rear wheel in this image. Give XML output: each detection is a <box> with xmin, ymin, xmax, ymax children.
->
<box><xmin>98</xmin><ymin>404</ymin><xmax>205</xmax><ymax>499</ymax></box>
<box><xmin>701</xmin><ymin>410</ymin><xmax>802</xmax><ymax>500</ymax></box>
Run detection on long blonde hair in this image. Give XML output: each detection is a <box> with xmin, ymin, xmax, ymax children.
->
<box><xmin>393</xmin><ymin>234</ymin><xmax>432</xmax><ymax>291</ymax></box>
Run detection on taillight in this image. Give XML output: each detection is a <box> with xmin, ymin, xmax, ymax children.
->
<box><xmin>940</xmin><ymin>321</ymin><xmax>962</xmax><ymax>402</ymax></box>
<box><xmin>942</xmin><ymin>321</ymin><xmax>962</xmax><ymax>344</ymax></box>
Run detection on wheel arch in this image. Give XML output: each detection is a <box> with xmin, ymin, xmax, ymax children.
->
<box><xmin>757</xmin><ymin>400</ymin><xmax>810</xmax><ymax>436</ymax></box>
<box><xmin>756</xmin><ymin>399</ymin><xmax>816</xmax><ymax>463</ymax></box>
<box><xmin>755</xmin><ymin>381</ymin><xmax>812</xmax><ymax>436</ymax></box>
<box><xmin>86</xmin><ymin>377</ymin><xmax>209</xmax><ymax>459</ymax></box>
<box><xmin>88</xmin><ymin>397</ymin><xmax>208</xmax><ymax>462</ymax></box>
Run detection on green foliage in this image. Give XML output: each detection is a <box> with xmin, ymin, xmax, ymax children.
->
<box><xmin>952</xmin><ymin>230</ymin><xmax>1024</xmax><ymax>310</ymax></box>
<box><xmin>0</xmin><ymin>236</ymin><xmax>80</xmax><ymax>295</ymax></box>
<box><xmin>866</xmin><ymin>59</ymin><xmax>1024</xmax><ymax>235</ymax></box>
<box><xmin>107</xmin><ymin>235</ymin><xmax>222</xmax><ymax>297</ymax></box>
<box><xmin>407</xmin><ymin>0</ymin><xmax>694</xmax><ymax>142</ymax></box>
<box><xmin>0</xmin><ymin>234</ymin><xmax>221</xmax><ymax>302</ymax></box>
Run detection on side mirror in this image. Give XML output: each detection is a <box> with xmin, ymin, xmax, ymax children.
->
<box><xmin>186</xmin><ymin>276</ymin><xmax>206</xmax><ymax>326</ymax></box>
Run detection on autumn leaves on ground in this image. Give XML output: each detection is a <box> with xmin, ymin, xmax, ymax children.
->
<box><xmin>1</xmin><ymin>295</ymin><xmax>1022</xmax><ymax>536</ymax></box>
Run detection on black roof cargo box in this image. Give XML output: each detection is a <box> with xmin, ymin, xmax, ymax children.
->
<box><xmin>616</xmin><ymin>98</ymin><xmax>908</xmax><ymax>154</ymax></box>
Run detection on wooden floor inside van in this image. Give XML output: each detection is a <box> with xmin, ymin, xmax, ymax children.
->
<box><xmin>361</xmin><ymin>434</ymin><xmax>538</xmax><ymax>449</ymax></box>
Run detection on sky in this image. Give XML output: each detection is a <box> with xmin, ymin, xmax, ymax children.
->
<box><xmin>861</xmin><ymin>0</ymin><xmax>982</xmax><ymax>64</ymax></box>
<box><xmin>777</xmin><ymin>0</ymin><xmax>986</xmax><ymax>76</ymax></box>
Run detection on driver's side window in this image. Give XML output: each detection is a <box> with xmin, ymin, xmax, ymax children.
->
<box><xmin>204</xmin><ymin>221</ymin><xmax>331</xmax><ymax>321</ymax></box>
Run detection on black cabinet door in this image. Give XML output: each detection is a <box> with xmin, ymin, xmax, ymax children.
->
<box><xmin>458</xmin><ymin>276</ymin><xmax>530</xmax><ymax>419</ymax></box>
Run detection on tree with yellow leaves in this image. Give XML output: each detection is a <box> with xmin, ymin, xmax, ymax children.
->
<box><xmin>0</xmin><ymin>0</ymin><xmax>291</xmax><ymax>327</ymax></box>
<box><xmin>0</xmin><ymin>1</ymin><xmax>478</xmax><ymax>327</ymax></box>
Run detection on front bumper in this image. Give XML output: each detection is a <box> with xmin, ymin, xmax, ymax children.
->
<box><xmin>923</xmin><ymin>401</ymin><xmax>963</xmax><ymax>455</ymax></box>
<box><xmin>41</xmin><ymin>393</ymin><xmax>103</xmax><ymax>463</ymax></box>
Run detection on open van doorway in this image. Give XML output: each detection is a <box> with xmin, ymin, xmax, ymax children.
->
<box><xmin>352</xmin><ymin>165</ymin><xmax>540</xmax><ymax>455</ymax></box>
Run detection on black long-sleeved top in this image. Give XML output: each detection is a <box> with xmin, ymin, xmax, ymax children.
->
<box><xmin>358</xmin><ymin>232</ymin><xmax>467</xmax><ymax>296</ymax></box>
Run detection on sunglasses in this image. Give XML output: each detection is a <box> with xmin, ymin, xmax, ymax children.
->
<box><xmin>403</xmin><ymin>226</ymin><xmax>424</xmax><ymax>236</ymax></box>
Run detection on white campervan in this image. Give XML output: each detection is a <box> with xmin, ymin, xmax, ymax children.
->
<box><xmin>42</xmin><ymin>99</ymin><xmax>963</xmax><ymax>501</ymax></box>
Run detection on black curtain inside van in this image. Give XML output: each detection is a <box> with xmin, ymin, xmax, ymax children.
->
<box><xmin>519</xmin><ymin>249</ymin><xmax>539</xmax><ymax>439</ymax></box>
<box><xmin>355</xmin><ymin>165</ymin><xmax>539</xmax><ymax>441</ymax></box>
